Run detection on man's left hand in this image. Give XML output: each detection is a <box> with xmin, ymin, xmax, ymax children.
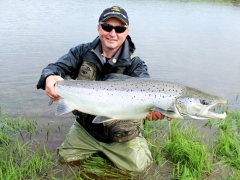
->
<box><xmin>146</xmin><ymin>110</ymin><xmax>172</xmax><ymax>121</ymax></box>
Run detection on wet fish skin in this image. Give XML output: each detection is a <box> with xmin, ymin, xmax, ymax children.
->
<box><xmin>54</xmin><ymin>74</ymin><xmax>227</xmax><ymax>123</ymax></box>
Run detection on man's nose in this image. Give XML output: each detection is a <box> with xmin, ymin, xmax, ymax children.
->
<box><xmin>109</xmin><ymin>28</ymin><xmax>117</xmax><ymax>36</ymax></box>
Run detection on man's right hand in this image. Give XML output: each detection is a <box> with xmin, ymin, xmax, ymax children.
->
<box><xmin>45</xmin><ymin>75</ymin><xmax>63</xmax><ymax>101</ymax></box>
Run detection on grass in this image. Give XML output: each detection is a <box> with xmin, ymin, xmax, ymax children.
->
<box><xmin>214</xmin><ymin>110</ymin><xmax>240</xmax><ymax>169</ymax></box>
<box><xmin>141</xmin><ymin>108</ymin><xmax>240</xmax><ymax>179</ymax></box>
<box><xmin>163</xmin><ymin>121</ymin><xmax>212</xmax><ymax>179</ymax></box>
<box><xmin>172</xmin><ymin>0</ymin><xmax>240</xmax><ymax>4</ymax></box>
<box><xmin>0</xmin><ymin>109</ymin><xmax>240</xmax><ymax>179</ymax></box>
<box><xmin>142</xmin><ymin>120</ymin><xmax>212</xmax><ymax>179</ymax></box>
<box><xmin>0</xmin><ymin>114</ymin><xmax>55</xmax><ymax>179</ymax></box>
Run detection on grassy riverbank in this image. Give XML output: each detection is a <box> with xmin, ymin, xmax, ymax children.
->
<box><xmin>178</xmin><ymin>0</ymin><xmax>240</xmax><ymax>4</ymax></box>
<box><xmin>0</xmin><ymin>109</ymin><xmax>240</xmax><ymax>179</ymax></box>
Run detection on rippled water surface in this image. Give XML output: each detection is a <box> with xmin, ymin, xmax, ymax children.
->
<box><xmin>0</xmin><ymin>0</ymin><xmax>240</xmax><ymax>118</ymax></box>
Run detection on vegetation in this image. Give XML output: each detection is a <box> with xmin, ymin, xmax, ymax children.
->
<box><xmin>142</xmin><ymin>109</ymin><xmax>240</xmax><ymax>179</ymax></box>
<box><xmin>172</xmin><ymin>0</ymin><xmax>240</xmax><ymax>4</ymax></box>
<box><xmin>0</xmin><ymin>109</ymin><xmax>240</xmax><ymax>179</ymax></box>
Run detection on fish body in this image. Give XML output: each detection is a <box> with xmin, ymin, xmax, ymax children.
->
<box><xmin>55</xmin><ymin>74</ymin><xmax>227</xmax><ymax>123</ymax></box>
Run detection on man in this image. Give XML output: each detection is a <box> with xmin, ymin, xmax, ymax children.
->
<box><xmin>37</xmin><ymin>6</ymin><xmax>171</xmax><ymax>171</ymax></box>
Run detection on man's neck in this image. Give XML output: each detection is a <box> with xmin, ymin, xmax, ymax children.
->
<box><xmin>101</xmin><ymin>47</ymin><xmax>119</xmax><ymax>59</ymax></box>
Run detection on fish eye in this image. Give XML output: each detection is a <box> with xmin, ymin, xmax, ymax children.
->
<box><xmin>200</xmin><ymin>99</ymin><xmax>209</xmax><ymax>105</ymax></box>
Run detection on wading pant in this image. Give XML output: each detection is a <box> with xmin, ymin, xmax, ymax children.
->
<box><xmin>57</xmin><ymin>120</ymin><xmax>153</xmax><ymax>171</ymax></box>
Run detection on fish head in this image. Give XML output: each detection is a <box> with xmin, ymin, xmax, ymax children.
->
<box><xmin>175</xmin><ymin>95</ymin><xmax>227</xmax><ymax>120</ymax></box>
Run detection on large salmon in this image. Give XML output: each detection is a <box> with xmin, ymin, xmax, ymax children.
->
<box><xmin>55</xmin><ymin>74</ymin><xmax>227</xmax><ymax>123</ymax></box>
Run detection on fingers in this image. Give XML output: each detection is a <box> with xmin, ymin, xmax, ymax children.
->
<box><xmin>45</xmin><ymin>91</ymin><xmax>60</xmax><ymax>101</ymax></box>
<box><xmin>167</xmin><ymin>117</ymin><xmax>172</xmax><ymax>121</ymax></box>
<box><xmin>153</xmin><ymin>111</ymin><xmax>164</xmax><ymax>120</ymax></box>
<box><xmin>146</xmin><ymin>113</ymin><xmax>152</xmax><ymax>121</ymax></box>
<box><xmin>149</xmin><ymin>111</ymin><xmax>164</xmax><ymax>121</ymax></box>
<box><xmin>45</xmin><ymin>75</ymin><xmax>63</xmax><ymax>101</ymax></box>
<box><xmin>146</xmin><ymin>110</ymin><xmax>172</xmax><ymax>121</ymax></box>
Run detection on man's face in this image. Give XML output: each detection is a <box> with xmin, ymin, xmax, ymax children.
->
<box><xmin>98</xmin><ymin>18</ymin><xmax>129</xmax><ymax>54</ymax></box>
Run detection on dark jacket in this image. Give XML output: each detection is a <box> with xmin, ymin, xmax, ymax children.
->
<box><xmin>36</xmin><ymin>35</ymin><xmax>150</xmax><ymax>143</ymax></box>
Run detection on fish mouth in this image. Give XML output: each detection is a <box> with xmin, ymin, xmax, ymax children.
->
<box><xmin>193</xmin><ymin>99</ymin><xmax>227</xmax><ymax>119</ymax></box>
<box><xmin>177</xmin><ymin>97</ymin><xmax>228</xmax><ymax>120</ymax></box>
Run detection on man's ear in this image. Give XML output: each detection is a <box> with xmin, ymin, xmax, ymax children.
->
<box><xmin>97</xmin><ymin>24</ymin><xmax>101</xmax><ymax>32</ymax></box>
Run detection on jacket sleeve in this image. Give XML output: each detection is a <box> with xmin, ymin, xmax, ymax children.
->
<box><xmin>36</xmin><ymin>44</ymin><xmax>88</xmax><ymax>90</ymax></box>
<box><xmin>127</xmin><ymin>56</ymin><xmax>150</xmax><ymax>78</ymax></box>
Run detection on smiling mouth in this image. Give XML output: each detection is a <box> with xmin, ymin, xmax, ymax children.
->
<box><xmin>106</xmin><ymin>38</ymin><xmax>116</xmax><ymax>41</ymax></box>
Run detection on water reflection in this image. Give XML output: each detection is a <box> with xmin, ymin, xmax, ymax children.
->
<box><xmin>0</xmin><ymin>0</ymin><xmax>239</xmax><ymax>117</ymax></box>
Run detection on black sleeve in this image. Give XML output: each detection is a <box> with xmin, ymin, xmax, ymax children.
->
<box><xmin>126</xmin><ymin>56</ymin><xmax>150</xmax><ymax>78</ymax></box>
<box><xmin>36</xmin><ymin>44</ymin><xmax>88</xmax><ymax>90</ymax></box>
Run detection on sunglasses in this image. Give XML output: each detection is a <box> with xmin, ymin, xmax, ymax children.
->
<box><xmin>100</xmin><ymin>23</ymin><xmax>128</xmax><ymax>33</ymax></box>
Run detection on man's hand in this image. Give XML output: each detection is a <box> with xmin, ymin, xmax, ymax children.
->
<box><xmin>45</xmin><ymin>75</ymin><xmax>63</xmax><ymax>101</ymax></box>
<box><xmin>146</xmin><ymin>110</ymin><xmax>172</xmax><ymax>121</ymax></box>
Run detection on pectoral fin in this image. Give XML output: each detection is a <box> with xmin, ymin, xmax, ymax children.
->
<box><xmin>55</xmin><ymin>99</ymin><xmax>75</xmax><ymax>116</ymax></box>
<box><xmin>92</xmin><ymin>116</ymin><xmax>114</xmax><ymax>124</ymax></box>
<box><xmin>151</xmin><ymin>107</ymin><xmax>183</xmax><ymax>119</ymax></box>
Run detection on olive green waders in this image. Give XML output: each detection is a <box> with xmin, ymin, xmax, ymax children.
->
<box><xmin>57</xmin><ymin>121</ymin><xmax>153</xmax><ymax>171</ymax></box>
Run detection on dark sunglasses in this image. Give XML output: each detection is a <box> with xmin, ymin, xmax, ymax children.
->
<box><xmin>100</xmin><ymin>23</ymin><xmax>128</xmax><ymax>33</ymax></box>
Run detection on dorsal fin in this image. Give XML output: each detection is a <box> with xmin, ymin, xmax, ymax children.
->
<box><xmin>105</xmin><ymin>73</ymin><xmax>132</xmax><ymax>81</ymax></box>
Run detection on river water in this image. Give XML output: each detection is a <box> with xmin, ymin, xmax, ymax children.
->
<box><xmin>0</xmin><ymin>0</ymin><xmax>240</xmax><ymax>118</ymax></box>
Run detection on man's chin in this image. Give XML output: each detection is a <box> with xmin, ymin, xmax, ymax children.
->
<box><xmin>106</xmin><ymin>44</ymin><xmax>118</xmax><ymax>50</ymax></box>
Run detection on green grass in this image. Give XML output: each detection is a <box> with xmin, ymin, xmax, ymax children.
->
<box><xmin>170</xmin><ymin>0</ymin><xmax>240</xmax><ymax>4</ymax></box>
<box><xmin>213</xmin><ymin>110</ymin><xmax>240</xmax><ymax>169</ymax></box>
<box><xmin>143</xmin><ymin>120</ymin><xmax>213</xmax><ymax>179</ymax></box>
<box><xmin>141</xmin><ymin>108</ymin><xmax>240</xmax><ymax>179</ymax></box>
<box><xmin>164</xmin><ymin>121</ymin><xmax>212</xmax><ymax>179</ymax></box>
<box><xmin>0</xmin><ymin>114</ymin><xmax>55</xmax><ymax>179</ymax></box>
<box><xmin>1</xmin><ymin>109</ymin><xmax>240</xmax><ymax>179</ymax></box>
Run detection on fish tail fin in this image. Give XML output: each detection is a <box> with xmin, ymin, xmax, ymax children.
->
<box><xmin>55</xmin><ymin>99</ymin><xmax>74</xmax><ymax>116</ymax></box>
